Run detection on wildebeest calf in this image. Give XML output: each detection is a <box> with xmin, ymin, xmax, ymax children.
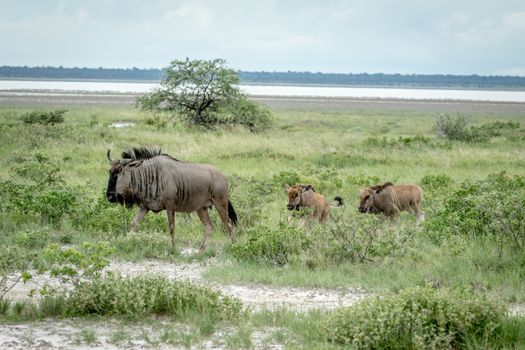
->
<box><xmin>285</xmin><ymin>184</ymin><xmax>343</xmax><ymax>230</ymax></box>
<box><xmin>358</xmin><ymin>182</ymin><xmax>424</xmax><ymax>225</ymax></box>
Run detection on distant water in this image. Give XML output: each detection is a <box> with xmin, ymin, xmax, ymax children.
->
<box><xmin>1</xmin><ymin>79</ymin><xmax>525</xmax><ymax>102</ymax></box>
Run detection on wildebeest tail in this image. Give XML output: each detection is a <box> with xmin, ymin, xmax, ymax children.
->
<box><xmin>228</xmin><ymin>200</ymin><xmax>238</xmax><ymax>226</ymax></box>
<box><xmin>333</xmin><ymin>196</ymin><xmax>344</xmax><ymax>207</ymax></box>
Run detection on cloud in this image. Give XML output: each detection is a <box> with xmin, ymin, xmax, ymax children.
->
<box><xmin>0</xmin><ymin>0</ymin><xmax>524</xmax><ymax>75</ymax></box>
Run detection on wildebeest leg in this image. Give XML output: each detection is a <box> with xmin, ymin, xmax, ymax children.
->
<box><xmin>131</xmin><ymin>206</ymin><xmax>149</xmax><ymax>232</ymax></box>
<box><xmin>301</xmin><ymin>216</ymin><xmax>312</xmax><ymax>234</ymax></box>
<box><xmin>212</xmin><ymin>198</ymin><xmax>235</xmax><ymax>244</ymax></box>
<box><xmin>416</xmin><ymin>210</ymin><xmax>425</xmax><ymax>226</ymax></box>
<box><xmin>166</xmin><ymin>208</ymin><xmax>176</xmax><ymax>248</ymax></box>
<box><xmin>197</xmin><ymin>208</ymin><xmax>213</xmax><ymax>253</ymax></box>
<box><xmin>408</xmin><ymin>205</ymin><xmax>425</xmax><ymax>226</ymax></box>
<box><xmin>320</xmin><ymin>207</ymin><xmax>330</xmax><ymax>224</ymax></box>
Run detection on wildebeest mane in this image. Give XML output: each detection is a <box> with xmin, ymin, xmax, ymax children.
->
<box><xmin>370</xmin><ymin>182</ymin><xmax>394</xmax><ymax>192</ymax></box>
<box><xmin>121</xmin><ymin>147</ymin><xmax>179</xmax><ymax>161</ymax></box>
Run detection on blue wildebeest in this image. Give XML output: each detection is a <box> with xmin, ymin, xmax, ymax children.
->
<box><xmin>285</xmin><ymin>184</ymin><xmax>344</xmax><ymax>230</ymax></box>
<box><xmin>358</xmin><ymin>182</ymin><xmax>424</xmax><ymax>225</ymax></box>
<box><xmin>106</xmin><ymin>147</ymin><xmax>237</xmax><ymax>252</ymax></box>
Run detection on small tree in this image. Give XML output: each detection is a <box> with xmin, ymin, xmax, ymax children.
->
<box><xmin>137</xmin><ymin>58</ymin><xmax>272</xmax><ymax>131</ymax></box>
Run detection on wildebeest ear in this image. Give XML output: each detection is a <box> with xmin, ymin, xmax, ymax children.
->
<box><xmin>128</xmin><ymin>160</ymin><xmax>143</xmax><ymax>168</ymax></box>
<box><xmin>284</xmin><ymin>184</ymin><xmax>290</xmax><ymax>192</ymax></box>
<box><xmin>302</xmin><ymin>184</ymin><xmax>312</xmax><ymax>192</ymax></box>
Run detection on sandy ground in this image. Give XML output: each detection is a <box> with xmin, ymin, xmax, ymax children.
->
<box><xmin>3</xmin><ymin>256</ymin><xmax>524</xmax><ymax>349</ymax></box>
<box><xmin>5</xmin><ymin>256</ymin><xmax>367</xmax><ymax>312</ymax></box>
<box><xmin>2</xmin><ymin>255</ymin><xmax>365</xmax><ymax>349</ymax></box>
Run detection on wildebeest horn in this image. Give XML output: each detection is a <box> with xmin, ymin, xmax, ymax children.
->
<box><xmin>107</xmin><ymin>149</ymin><xmax>113</xmax><ymax>162</ymax></box>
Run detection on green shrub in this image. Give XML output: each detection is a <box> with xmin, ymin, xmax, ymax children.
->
<box><xmin>321</xmin><ymin>213</ymin><xmax>414</xmax><ymax>264</ymax></box>
<box><xmin>425</xmin><ymin>172</ymin><xmax>525</xmax><ymax>248</ymax></box>
<box><xmin>232</xmin><ymin>223</ymin><xmax>309</xmax><ymax>267</ymax></box>
<box><xmin>364</xmin><ymin>135</ymin><xmax>431</xmax><ymax>148</ymax></box>
<box><xmin>420</xmin><ymin>174</ymin><xmax>453</xmax><ymax>191</ymax></box>
<box><xmin>0</xmin><ymin>298</ymin><xmax>11</xmax><ymax>315</ymax></box>
<box><xmin>346</xmin><ymin>174</ymin><xmax>381</xmax><ymax>188</ymax></box>
<box><xmin>436</xmin><ymin>115</ymin><xmax>521</xmax><ymax>143</ymax></box>
<box><xmin>229</xmin><ymin>176</ymin><xmax>275</xmax><ymax>228</ymax></box>
<box><xmin>21</xmin><ymin>109</ymin><xmax>66</xmax><ymax>125</ymax></box>
<box><xmin>0</xmin><ymin>156</ymin><xmax>79</xmax><ymax>224</ymax></box>
<box><xmin>65</xmin><ymin>275</ymin><xmax>243</xmax><ymax>321</ymax></box>
<box><xmin>43</xmin><ymin>242</ymin><xmax>115</xmax><ymax>291</ymax></box>
<box><xmin>435</xmin><ymin>113</ymin><xmax>468</xmax><ymax>140</ymax></box>
<box><xmin>72</xmin><ymin>190</ymin><xmax>134</xmax><ymax>233</ymax></box>
<box><xmin>271</xmin><ymin>170</ymin><xmax>301</xmax><ymax>189</ymax></box>
<box><xmin>217</xmin><ymin>95</ymin><xmax>274</xmax><ymax>132</ymax></box>
<box><xmin>321</xmin><ymin>286</ymin><xmax>505</xmax><ymax>349</ymax></box>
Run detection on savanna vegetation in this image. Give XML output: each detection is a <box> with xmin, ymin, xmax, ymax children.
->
<box><xmin>0</xmin><ymin>97</ymin><xmax>524</xmax><ymax>348</ymax></box>
<box><xmin>3</xmin><ymin>65</ymin><xmax>525</xmax><ymax>89</ymax></box>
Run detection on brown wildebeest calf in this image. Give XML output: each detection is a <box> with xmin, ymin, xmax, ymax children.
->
<box><xmin>358</xmin><ymin>182</ymin><xmax>424</xmax><ymax>225</ymax></box>
<box><xmin>285</xmin><ymin>184</ymin><xmax>343</xmax><ymax>230</ymax></box>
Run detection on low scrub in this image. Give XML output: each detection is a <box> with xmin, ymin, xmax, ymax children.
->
<box><xmin>436</xmin><ymin>114</ymin><xmax>521</xmax><ymax>142</ymax></box>
<box><xmin>420</xmin><ymin>173</ymin><xmax>453</xmax><ymax>191</ymax></box>
<box><xmin>21</xmin><ymin>109</ymin><xmax>66</xmax><ymax>125</ymax></box>
<box><xmin>321</xmin><ymin>286</ymin><xmax>505</xmax><ymax>349</ymax></box>
<box><xmin>426</xmin><ymin>172</ymin><xmax>525</xmax><ymax>248</ymax></box>
<box><xmin>232</xmin><ymin>223</ymin><xmax>309</xmax><ymax>267</ymax></box>
<box><xmin>323</xmin><ymin>213</ymin><xmax>414</xmax><ymax>264</ymax></box>
<box><xmin>364</xmin><ymin>135</ymin><xmax>431</xmax><ymax>148</ymax></box>
<box><xmin>65</xmin><ymin>275</ymin><xmax>243</xmax><ymax>321</ymax></box>
<box><xmin>0</xmin><ymin>157</ymin><xmax>79</xmax><ymax>225</ymax></box>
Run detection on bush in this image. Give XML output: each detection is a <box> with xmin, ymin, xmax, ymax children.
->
<box><xmin>21</xmin><ymin>109</ymin><xmax>66</xmax><ymax>125</ymax></box>
<box><xmin>420</xmin><ymin>174</ymin><xmax>453</xmax><ymax>191</ymax></box>
<box><xmin>228</xmin><ymin>175</ymin><xmax>275</xmax><ymax>228</ymax></box>
<box><xmin>232</xmin><ymin>223</ymin><xmax>309</xmax><ymax>267</ymax></box>
<box><xmin>217</xmin><ymin>95</ymin><xmax>273</xmax><ymax>132</ymax></box>
<box><xmin>435</xmin><ymin>113</ymin><xmax>468</xmax><ymax>140</ymax></box>
<box><xmin>425</xmin><ymin>172</ymin><xmax>525</xmax><ymax>248</ymax></box>
<box><xmin>460</xmin><ymin>120</ymin><xmax>521</xmax><ymax>142</ymax></box>
<box><xmin>0</xmin><ymin>157</ymin><xmax>79</xmax><ymax>225</ymax></box>
<box><xmin>72</xmin><ymin>190</ymin><xmax>134</xmax><ymax>233</ymax></box>
<box><xmin>65</xmin><ymin>275</ymin><xmax>243</xmax><ymax>321</ymax></box>
<box><xmin>436</xmin><ymin>114</ymin><xmax>521</xmax><ymax>143</ymax></box>
<box><xmin>321</xmin><ymin>286</ymin><xmax>505</xmax><ymax>349</ymax></box>
<box><xmin>364</xmin><ymin>135</ymin><xmax>431</xmax><ymax>148</ymax></box>
<box><xmin>322</xmin><ymin>213</ymin><xmax>414</xmax><ymax>264</ymax></box>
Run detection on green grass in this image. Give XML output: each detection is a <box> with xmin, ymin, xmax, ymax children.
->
<box><xmin>1</xmin><ymin>101</ymin><xmax>525</xmax><ymax>347</ymax></box>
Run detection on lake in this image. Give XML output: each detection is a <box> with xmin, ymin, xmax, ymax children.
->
<box><xmin>1</xmin><ymin>79</ymin><xmax>525</xmax><ymax>102</ymax></box>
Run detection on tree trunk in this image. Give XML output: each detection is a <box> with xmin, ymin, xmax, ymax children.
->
<box><xmin>192</xmin><ymin>108</ymin><xmax>202</xmax><ymax>125</ymax></box>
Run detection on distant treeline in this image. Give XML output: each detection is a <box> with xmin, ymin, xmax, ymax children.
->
<box><xmin>2</xmin><ymin>65</ymin><xmax>525</xmax><ymax>89</ymax></box>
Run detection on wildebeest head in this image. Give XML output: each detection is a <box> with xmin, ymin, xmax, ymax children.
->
<box><xmin>106</xmin><ymin>150</ymin><xmax>143</xmax><ymax>207</ymax></box>
<box><xmin>285</xmin><ymin>184</ymin><xmax>314</xmax><ymax>211</ymax></box>
<box><xmin>358</xmin><ymin>188</ymin><xmax>375</xmax><ymax>213</ymax></box>
<box><xmin>358</xmin><ymin>182</ymin><xmax>393</xmax><ymax>213</ymax></box>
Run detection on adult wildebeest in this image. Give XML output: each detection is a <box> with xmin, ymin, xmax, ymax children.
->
<box><xmin>106</xmin><ymin>147</ymin><xmax>237</xmax><ymax>252</ymax></box>
<box><xmin>358</xmin><ymin>182</ymin><xmax>424</xmax><ymax>225</ymax></box>
<box><xmin>285</xmin><ymin>184</ymin><xmax>343</xmax><ymax>229</ymax></box>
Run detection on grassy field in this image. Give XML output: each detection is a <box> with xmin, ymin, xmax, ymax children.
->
<box><xmin>1</xmin><ymin>95</ymin><xmax>524</xmax><ymax>348</ymax></box>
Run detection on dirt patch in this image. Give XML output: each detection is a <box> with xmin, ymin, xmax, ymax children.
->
<box><xmin>2</xmin><ymin>257</ymin><xmax>524</xmax><ymax>349</ymax></box>
<box><xmin>3</xmin><ymin>258</ymin><xmax>359</xmax><ymax>349</ymax></box>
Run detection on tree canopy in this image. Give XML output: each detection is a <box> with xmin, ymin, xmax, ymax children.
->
<box><xmin>136</xmin><ymin>58</ymin><xmax>272</xmax><ymax>131</ymax></box>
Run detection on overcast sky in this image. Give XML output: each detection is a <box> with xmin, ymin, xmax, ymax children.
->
<box><xmin>2</xmin><ymin>0</ymin><xmax>525</xmax><ymax>75</ymax></box>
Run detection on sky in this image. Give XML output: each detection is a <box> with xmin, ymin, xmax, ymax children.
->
<box><xmin>2</xmin><ymin>0</ymin><xmax>525</xmax><ymax>76</ymax></box>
